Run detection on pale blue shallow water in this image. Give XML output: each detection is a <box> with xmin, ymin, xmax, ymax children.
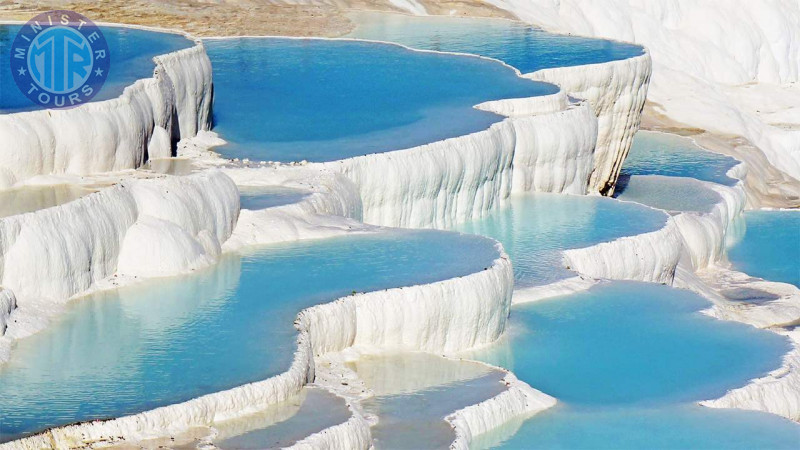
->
<box><xmin>349</xmin><ymin>352</ymin><xmax>506</xmax><ymax>449</ymax></box>
<box><xmin>728</xmin><ymin>211</ymin><xmax>800</xmax><ymax>287</ymax></box>
<box><xmin>614</xmin><ymin>174</ymin><xmax>722</xmax><ymax>214</ymax></box>
<box><xmin>215</xmin><ymin>388</ymin><xmax>350</xmax><ymax>449</ymax></box>
<box><xmin>469</xmin><ymin>282</ymin><xmax>800</xmax><ymax>448</ymax></box>
<box><xmin>239</xmin><ymin>186</ymin><xmax>310</xmax><ymax>210</ymax></box>
<box><xmin>346</xmin><ymin>12</ymin><xmax>643</xmax><ymax>73</ymax></box>
<box><xmin>364</xmin><ymin>372</ymin><xmax>506</xmax><ymax>449</ymax></box>
<box><xmin>622</xmin><ymin>131</ymin><xmax>740</xmax><ymax>186</ymax></box>
<box><xmin>454</xmin><ymin>193</ymin><xmax>668</xmax><ymax>286</ymax></box>
<box><xmin>0</xmin><ymin>25</ymin><xmax>193</xmax><ymax>112</ymax></box>
<box><xmin>205</xmin><ymin>38</ymin><xmax>556</xmax><ymax>163</ymax></box>
<box><xmin>0</xmin><ymin>230</ymin><xmax>498</xmax><ymax>441</ymax></box>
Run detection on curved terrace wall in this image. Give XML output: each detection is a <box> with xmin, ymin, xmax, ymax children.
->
<box><xmin>561</xmin><ymin>156</ymin><xmax>800</xmax><ymax>423</ymax></box>
<box><xmin>526</xmin><ymin>52</ymin><xmax>652</xmax><ymax>196</ymax></box>
<box><xmin>0</xmin><ymin>25</ymin><xmax>213</xmax><ymax>188</ymax></box>
<box><xmin>0</xmin><ymin>26</ymin><xmax>657</xmax><ymax>449</ymax></box>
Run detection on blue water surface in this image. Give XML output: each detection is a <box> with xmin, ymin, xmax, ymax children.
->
<box><xmin>454</xmin><ymin>193</ymin><xmax>667</xmax><ymax>286</ymax></box>
<box><xmin>240</xmin><ymin>186</ymin><xmax>310</xmax><ymax>210</ymax></box>
<box><xmin>614</xmin><ymin>174</ymin><xmax>722</xmax><ymax>214</ymax></box>
<box><xmin>468</xmin><ymin>282</ymin><xmax>800</xmax><ymax>448</ymax></box>
<box><xmin>0</xmin><ymin>230</ymin><xmax>498</xmax><ymax>441</ymax></box>
<box><xmin>728</xmin><ymin>211</ymin><xmax>800</xmax><ymax>287</ymax></box>
<box><xmin>0</xmin><ymin>25</ymin><xmax>193</xmax><ymax>112</ymax></box>
<box><xmin>622</xmin><ymin>131</ymin><xmax>740</xmax><ymax>186</ymax></box>
<box><xmin>205</xmin><ymin>38</ymin><xmax>556</xmax><ymax>163</ymax></box>
<box><xmin>350</xmin><ymin>352</ymin><xmax>506</xmax><ymax>449</ymax></box>
<box><xmin>346</xmin><ymin>12</ymin><xmax>643</xmax><ymax>73</ymax></box>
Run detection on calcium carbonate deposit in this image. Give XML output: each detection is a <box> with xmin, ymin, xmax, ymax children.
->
<box><xmin>0</xmin><ymin>3</ymin><xmax>798</xmax><ymax>449</ymax></box>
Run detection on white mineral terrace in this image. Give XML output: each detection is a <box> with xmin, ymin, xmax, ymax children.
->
<box><xmin>0</xmin><ymin>6</ymin><xmax>797</xmax><ymax>449</ymax></box>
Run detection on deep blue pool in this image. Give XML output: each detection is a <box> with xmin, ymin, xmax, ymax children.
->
<box><xmin>468</xmin><ymin>282</ymin><xmax>800</xmax><ymax>448</ymax></box>
<box><xmin>0</xmin><ymin>230</ymin><xmax>498</xmax><ymax>441</ymax></box>
<box><xmin>728</xmin><ymin>211</ymin><xmax>800</xmax><ymax>287</ymax></box>
<box><xmin>0</xmin><ymin>25</ymin><xmax>194</xmax><ymax>112</ymax></box>
<box><xmin>205</xmin><ymin>38</ymin><xmax>556</xmax><ymax>163</ymax></box>
<box><xmin>346</xmin><ymin>12</ymin><xmax>643</xmax><ymax>73</ymax></box>
<box><xmin>453</xmin><ymin>193</ymin><xmax>667</xmax><ymax>286</ymax></box>
<box><xmin>622</xmin><ymin>131</ymin><xmax>740</xmax><ymax>186</ymax></box>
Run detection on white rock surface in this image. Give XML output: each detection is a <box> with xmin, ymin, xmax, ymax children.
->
<box><xmin>448</xmin><ymin>371</ymin><xmax>556</xmax><ymax>450</ymax></box>
<box><xmin>563</xmin><ymin>155</ymin><xmax>800</xmax><ymax>423</ymax></box>
<box><xmin>0</xmin><ymin>23</ymin><xmax>656</xmax><ymax>447</ymax></box>
<box><xmin>487</xmin><ymin>0</ymin><xmax>800</xmax><ymax>184</ymax></box>
<box><xmin>0</xmin><ymin>170</ymin><xmax>239</xmax><ymax>358</ymax></box>
<box><xmin>563</xmin><ymin>216</ymin><xmax>681</xmax><ymax>284</ymax></box>
<box><xmin>288</xmin><ymin>413</ymin><xmax>373</xmax><ymax>450</ymax></box>
<box><xmin>6</xmin><ymin>241</ymin><xmax>514</xmax><ymax>448</ymax></box>
<box><xmin>526</xmin><ymin>52</ymin><xmax>652</xmax><ymax>195</ymax></box>
<box><xmin>0</xmin><ymin>30</ymin><xmax>213</xmax><ymax>188</ymax></box>
<box><xmin>330</xmin><ymin>97</ymin><xmax>598</xmax><ymax>229</ymax></box>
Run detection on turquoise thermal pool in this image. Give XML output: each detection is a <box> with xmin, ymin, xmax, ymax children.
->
<box><xmin>622</xmin><ymin>131</ymin><xmax>740</xmax><ymax>186</ymax></box>
<box><xmin>467</xmin><ymin>282</ymin><xmax>800</xmax><ymax>448</ymax></box>
<box><xmin>205</xmin><ymin>37</ymin><xmax>556</xmax><ymax>163</ymax></box>
<box><xmin>0</xmin><ymin>25</ymin><xmax>194</xmax><ymax>112</ymax></box>
<box><xmin>728</xmin><ymin>211</ymin><xmax>800</xmax><ymax>287</ymax></box>
<box><xmin>239</xmin><ymin>186</ymin><xmax>310</xmax><ymax>210</ymax></box>
<box><xmin>346</xmin><ymin>12</ymin><xmax>643</xmax><ymax>73</ymax></box>
<box><xmin>614</xmin><ymin>174</ymin><xmax>722</xmax><ymax>214</ymax></box>
<box><xmin>0</xmin><ymin>230</ymin><xmax>499</xmax><ymax>440</ymax></box>
<box><xmin>454</xmin><ymin>193</ymin><xmax>668</xmax><ymax>287</ymax></box>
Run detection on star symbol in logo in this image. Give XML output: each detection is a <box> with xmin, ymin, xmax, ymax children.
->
<box><xmin>94</xmin><ymin>68</ymin><xmax>104</xmax><ymax>77</ymax></box>
<box><xmin>17</xmin><ymin>67</ymin><xmax>26</xmax><ymax>76</ymax></box>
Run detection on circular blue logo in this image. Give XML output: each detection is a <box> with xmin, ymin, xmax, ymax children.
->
<box><xmin>10</xmin><ymin>10</ymin><xmax>110</xmax><ymax>109</ymax></box>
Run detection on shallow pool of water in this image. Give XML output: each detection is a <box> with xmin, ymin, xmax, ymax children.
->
<box><xmin>466</xmin><ymin>282</ymin><xmax>799</xmax><ymax>448</ymax></box>
<box><xmin>0</xmin><ymin>25</ymin><xmax>194</xmax><ymax>112</ymax></box>
<box><xmin>349</xmin><ymin>352</ymin><xmax>506</xmax><ymax>449</ymax></box>
<box><xmin>614</xmin><ymin>174</ymin><xmax>722</xmax><ymax>214</ymax></box>
<box><xmin>728</xmin><ymin>211</ymin><xmax>800</xmax><ymax>287</ymax></box>
<box><xmin>622</xmin><ymin>131</ymin><xmax>740</xmax><ymax>186</ymax></box>
<box><xmin>213</xmin><ymin>387</ymin><xmax>350</xmax><ymax>449</ymax></box>
<box><xmin>240</xmin><ymin>186</ymin><xmax>310</xmax><ymax>210</ymax></box>
<box><xmin>0</xmin><ymin>230</ymin><xmax>498</xmax><ymax>440</ymax></box>
<box><xmin>477</xmin><ymin>403</ymin><xmax>800</xmax><ymax>450</ymax></box>
<box><xmin>346</xmin><ymin>12</ymin><xmax>643</xmax><ymax>73</ymax></box>
<box><xmin>0</xmin><ymin>185</ymin><xmax>95</xmax><ymax>218</ymax></box>
<box><xmin>453</xmin><ymin>193</ymin><xmax>667</xmax><ymax>287</ymax></box>
<box><xmin>205</xmin><ymin>38</ymin><xmax>556</xmax><ymax>163</ymax></box>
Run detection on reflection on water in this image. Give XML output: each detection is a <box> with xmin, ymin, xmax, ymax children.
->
<box><xmin>239</xmin><ymin>186</ymin><xmax>310</xmax><ymax>210</ymax></box>
<box><xmin>614</xmin><ymin>174</ymin><xmax>722</xmax><ymax>214</ymax></box>
<box><xmin>206</xmin><ymin>38</ymin><xmax>555</xmax><ymax>163</ymax></box>
<box><xmin>214</xmin><ymin>388</ymin><xmax>350</xmax><ymax>449</ymax></box>
<box><xmin>0</xmin><ymin>230</ymin><xmax>499</xmax><ymax>440</ymax></box>
<box><xmin>0</xmin><ymin>25</ymin><xmax>193</xmax><ymax>112</ymax></box>
<box><xmin>453</xmin><ymin>193</ymin><xmax>667</xmax><ymax>287</ymax></box>
<box><xmin>0</xmin><ymin>185</ymin><xmax>95</xmax><ymax>218</ymax></box>
<box><xmin>346</xmin><ymin>12</ymin><xmax>643</xmax><ymax>73</ymax></box>
<box><xmin>143</xmin><ymin>158</ymin><xmax>197</xmax><ymax>175</ymax></box>
<box><xmin>622</xmin><ymin>131</ymin><xmax>739</xmax><ymax>186</ymax></box>
<box><xmin>349</xmin><ymin>352</ymin><xmax>506</xmax><ymax>449</ymax></box>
